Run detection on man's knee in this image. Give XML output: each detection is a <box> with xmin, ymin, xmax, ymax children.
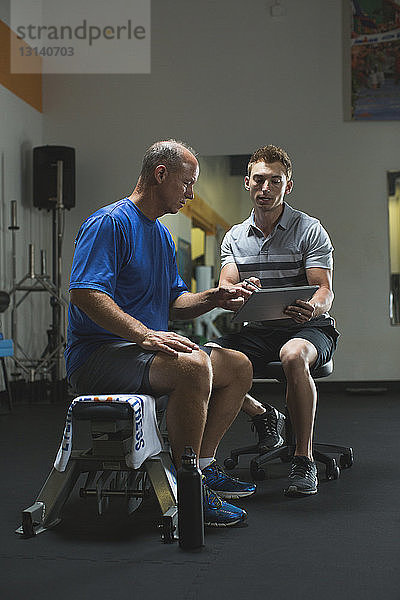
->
<box><xmin>150</xmin><ymin>348</ymin><xmax>212</xmax><ymax>396</ymax></box>
<box><xmin>280</xmin><ymin>339</ymin><xmax>317</xmax><ymax>372</ymax></box>
<box><xmin>210</xmin><ymin>347</ymin><xmax>253</xmax><ymax>390</ymax></box>
<box><xmin>176</xmin><ymin>350</ymin><xmax>213</xmax><ymax>398</ymax></box>
<box><xmin>179</xmin><ymin>349</ymin><xmax>213</xmax><ymax>383</ymax></box>
<box><xmin>231</xmin><ymin>350</ymin><xmax>253</xmax><ymax>382</ymax></box>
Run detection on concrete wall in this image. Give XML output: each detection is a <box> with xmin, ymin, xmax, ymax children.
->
<box><xmin>34</xmin><ymin>0</ymin><xmax>400</xmax><ymax>381</ymax></box>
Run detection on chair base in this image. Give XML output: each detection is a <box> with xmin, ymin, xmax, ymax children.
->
<box><xmin>225</xmin><ymin>410</ymin><xmax>354</xmax><ymax>482</ymax></box>
<box><xmin>248</xmin><ymin>443</ymin><xmax>354</xmax><ymax>482</ymax></box>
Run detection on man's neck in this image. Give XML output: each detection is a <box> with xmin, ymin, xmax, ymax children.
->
<box><xmin>253</xmin><ymin>204</ymin><xmax>284</xmax><ymax>237</ymax></box>
<box><xmin>128</xmin><ymin>188</ymin><xmax>160</xmax><ymax>221</ymax></box>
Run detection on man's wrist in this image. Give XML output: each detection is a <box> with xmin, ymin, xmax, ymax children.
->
<box><xmin>132</xmin><ymin>326</ymin><xmax>151</xmax><ymax>345</ymax></box>
<box><xmin>309</xmin><ymin>302</ymin><xmax>322</xmax><ymax>318</ymax></box>
<box><xmin>206</xmin><ymin>287</ymin><xmax>220</xmax><ymax>308</ymax></box>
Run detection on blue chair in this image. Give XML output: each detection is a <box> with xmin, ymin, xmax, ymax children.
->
<box><xmin>0</xmin><ymin>291</ymin><xmax>13</xmax><ymax>412</ymax></box>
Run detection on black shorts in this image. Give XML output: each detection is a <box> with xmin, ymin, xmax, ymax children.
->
<box><xmin>69</xmin><ymin>342</ymin><xmax>157</xmax><ymax>396</ymax></box>
<box><xmin>214</xmin><ymin>324</ymin><xmax>338</xmax><ymax>378</ymax></box>
<box><xmin>69</xmin><ymin>342</ymin><xmax>213</xmax><ymax>397</ymax></box>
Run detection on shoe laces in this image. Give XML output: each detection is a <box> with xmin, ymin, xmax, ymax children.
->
<box><xmin>205</xmin><ymin>461</ymin><xmax>239</xmax><ymax>484</ymax></box>
<box><xmin>202</xmin><ymin>479</ymin><xmax>223</xmax><ymax>508</ymax></box>
<box><xmin>251</xmin><ymin>411</ymin><xmax>277</xmax><ymax>437</ymax></box>
<box><xmin>289</xmin><ymin>456</ymin><xmax>314</xmax><ymax>479</ymax></box>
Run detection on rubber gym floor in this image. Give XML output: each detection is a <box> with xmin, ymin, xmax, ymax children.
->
<box><xmin>1</xmin><ymin>383</ymin><xmax>399</xmax><ymax>600</ymax></box>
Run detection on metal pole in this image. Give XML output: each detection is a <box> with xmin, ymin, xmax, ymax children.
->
<box><xmin>9</xmin><ymin>201</ymin><xmax>19</xmax><ymax>346</ymax></box>
<box><xmin>29</xmin><ymin>244</ymin><xmax>35</xmax><ymax>279</ymax></box>
<box><xmin>40</xmin><ymin>250</ymin><xmax>47</xmax><ymax>277</ymax></box>
<box><xmin>52</xmin><ymin>160</ymin><xmax>64</xmax><ymax>383</ymax></box>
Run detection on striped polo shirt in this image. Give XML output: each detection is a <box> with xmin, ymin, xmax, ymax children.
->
<box><xmin>221</xmin><ymin>202</ymin><xmax>335</xmax><ymax>328</ymax></box>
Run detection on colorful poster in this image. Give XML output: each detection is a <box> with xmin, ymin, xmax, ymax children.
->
<box><xmin>351</xmin><ymin>0</ymin><xmax>400</xmax><ymax>119</ymax></box>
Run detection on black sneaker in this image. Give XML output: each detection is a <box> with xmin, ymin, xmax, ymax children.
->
<box><xmin>284</xmin><ymin>456</ymin><xmax>318</xmax><ymax>497</ymax></box>
<box><xmin>251</xmin><ymin>406</ymin><xmax>285</xmax><ymax>449</ymax></box>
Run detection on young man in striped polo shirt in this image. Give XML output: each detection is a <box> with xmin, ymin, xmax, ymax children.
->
<box><xmin>215</xmin><ymin>145</ymin><xmax>339</xmax><ymax>497</ymax></box>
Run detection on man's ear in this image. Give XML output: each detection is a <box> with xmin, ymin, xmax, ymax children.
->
<box><xmin>285</xmin><ymin>180</ymin><xmax>294</xmax><ymax>195</ymax></box>
<box><xmin>244</xmin><ymin>175</ymin><xmax>250</xmax><ymax>190</ymax></box>
<box><xmin>155</xmin><ymin>165</ymin><xmax>167</xmax><ymax>183</ymax></box>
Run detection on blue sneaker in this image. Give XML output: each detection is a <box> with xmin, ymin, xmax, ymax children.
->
<box><xmin>202</xmin><ymin>460</ymin><xmax>256</xmax><ymax>499</ymax></box>
<box><xmin>203</xmin><ymin>483</ymin><xmax>247</xmax><ymax>527</ymax></box>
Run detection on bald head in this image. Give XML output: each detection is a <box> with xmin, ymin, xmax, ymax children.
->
<box><xmin>139</xmin><ymin>139</ymin><xmax>198</xmax><ymax>186</ymax></box>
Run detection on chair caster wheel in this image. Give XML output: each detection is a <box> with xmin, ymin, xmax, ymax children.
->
<box><xmin>250</xmin><ymin>460</ymin><xmax>267</xmax><ymax>481</ymax></box>
<box><xmin>326</xmin><ymin>459</ymin><xmax>340</xmax><ymax>480</ymax></box>
<box><xmin>224</xmin><ymin>457</ymin><xmax>237</xmax><ymax>470</ymax></box>
<box><xmin>339</xmin><ymin>448</ymin><xmax>354</xmax><ymax>469</ymax></box>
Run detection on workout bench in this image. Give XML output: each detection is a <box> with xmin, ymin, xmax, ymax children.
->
<box><xmin>16</xmin><ymin>396</ymin><xmax>179</xmax><ymax>543</ymax></box>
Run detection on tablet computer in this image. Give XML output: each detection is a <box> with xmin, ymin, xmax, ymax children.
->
<box><xmin>231</xmin><ymin>285</ymin><xmax>319</xmax><ymax>323</ymax></box>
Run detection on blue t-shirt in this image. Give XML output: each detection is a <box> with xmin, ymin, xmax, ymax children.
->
<box><xmin>64</xmin><ymin>198</ymin><xmax>188</xmax><ymax>378</ymax></box>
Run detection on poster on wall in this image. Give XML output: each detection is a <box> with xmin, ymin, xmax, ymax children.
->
<box><xmin>351</xmin><ymin>0</ymin><xmax>400</xmax><ymax>120</ymax></box>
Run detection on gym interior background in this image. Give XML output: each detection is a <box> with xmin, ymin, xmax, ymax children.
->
<box><xmin>0</xmin><ymin>1</ymin><xmax>399</xmax><ymax>599</ymax></box>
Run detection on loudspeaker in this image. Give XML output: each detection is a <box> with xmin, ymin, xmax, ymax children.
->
<box><xmin>33</xmin><ymin>146</ymin><xmax>75</xmax><ymax>210</ymax></box>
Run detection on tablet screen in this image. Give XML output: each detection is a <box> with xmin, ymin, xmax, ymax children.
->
<box><xmin>231</xmin><ymin>285</ymin><xmax>319</xmax><ymax>323</ymax></box>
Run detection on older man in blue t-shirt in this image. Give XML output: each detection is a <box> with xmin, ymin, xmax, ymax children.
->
<box><xmin>65</xmin><ymin>139</ymin><xmax>256</xmax><ymax>528</ymax></box>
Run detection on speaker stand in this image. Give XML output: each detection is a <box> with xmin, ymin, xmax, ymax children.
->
<box><xmin>8</xmin><ymin>161</ymin><xmax>68</xmax><ymax>390</ymax></box>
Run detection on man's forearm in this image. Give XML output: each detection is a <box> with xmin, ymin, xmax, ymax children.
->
<box><xmin>170</xmin><ymin>284</ymin><xmax>247</xmax><ymax>320</ymax></box>
<box><xmin>70</xmin><ymin>289</ymin><xmax>149</xmax><ymax>343</ymax></box>
<box><xmin>169</xmin><ymin>290</ymin><xmax>218</xmax><ymax>320</ymax></box>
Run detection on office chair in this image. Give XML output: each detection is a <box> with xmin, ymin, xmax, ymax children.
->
<box><xmin>224</xmin><ymin>359</ymin><xmax>354</xmax><ymax>481</ymax></box>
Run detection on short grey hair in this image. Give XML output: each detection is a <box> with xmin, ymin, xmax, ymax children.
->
<box><xmin>139</xmin><ymin>139</ymin><xmax>197</xmax><ymax>184</ymax></box>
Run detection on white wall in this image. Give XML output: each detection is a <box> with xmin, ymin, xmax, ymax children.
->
<box><xmin>159</xmin><ymin>211</ymin><xmax>192</xmax><ymax>246</ymax></box>
<box><xmin>0</xmin><ymin>85</ymin><xmax>50</xmax><ymax>365</ymax></box>
<box><xmin>41</xmin><ymin>0</ymin><xmax>400</xmax><ymax>381</ymax></box>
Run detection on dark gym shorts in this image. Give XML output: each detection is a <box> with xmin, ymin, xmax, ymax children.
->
<box><xmin>213</xmin><ymin>323</ymin><xmax>339</xmax><ymax>378</ymax></box>
<box><xmin>68</xmin><ymin>341</ymin><xmax>213</xmax><ymax>397</ymax></box>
